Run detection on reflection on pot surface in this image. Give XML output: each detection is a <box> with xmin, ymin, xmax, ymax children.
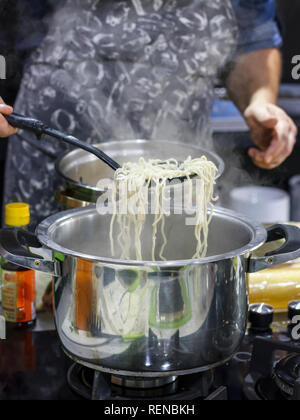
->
<box><xmin>57</xmin><ymin>255</ymin><xmax>247</xmax><ymax>375</ymax></box>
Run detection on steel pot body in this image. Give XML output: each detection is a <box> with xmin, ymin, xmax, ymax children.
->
<box><xmin>1</xmin><ymin>206</ymin><xmax>300</xmax><ymax>377</ymax></box>
<box><xmin>55</xmin><ymin>139</ymin><xmax>225</xmax><ymax>206</ymax></box>
<box><xmin>54</xmin><ymin>254</ymin><xmax>249</xmax><ymax>376</ymax></box>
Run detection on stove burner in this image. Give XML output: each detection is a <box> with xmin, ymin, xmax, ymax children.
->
<box><xmin>255</xmin><ymin>376</ymin><xmax>287</xmax><ymax>401</ymax></box>
<box><xmin>244</xmin><ymin>337</ymin><xmax>300</xmax><ymax>400</ymax></box>
<box><xmin>273</xmin><ymin>354</ymin><xmax>300</xmax><ymax>398</ymax></box>
<box><xmin>67</xmin><ymin>364</ymin><xmax>227</xmax><ymax>400</ymax></box>
<box><xmin>67</xmin><ymin>364</ymin><xmax>94</xmax><ymax>400</ymax></box>
<box><xmin>110</xmin><ymin>376</ymin><xmax>179</xmax><ymax>399</ymax></box>
<box><xmin>111</xmin><ymin>375</ymin><xmax>178</xmax><ymax>390</ymax></box>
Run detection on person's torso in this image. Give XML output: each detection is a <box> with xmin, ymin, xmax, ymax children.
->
<box><xmin>16</xmin><ymin>0</ymin><xmax>238</xmax><ymax>148</ymax></box>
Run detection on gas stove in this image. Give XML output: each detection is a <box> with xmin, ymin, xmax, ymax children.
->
<box><xmin>67</xmin><ymin>364</ymin><xmax>228</xmax><ymax>400</ymax></box>
<box><xmin>0</xmin><ymin>301</ymin><xmax>299</xmax><ymax>401</ymax></box>
<box><xmin>66</xmin><ymin>338</ymin><xmax>300</xmax><ymax>401</ymax></box>
<box><xmin>244</xmin><ymin>337</ymin><xmax>300</xmax><ymax>400</ymax></box>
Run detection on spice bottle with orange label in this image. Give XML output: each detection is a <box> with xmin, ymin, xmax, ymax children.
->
<box><xmin>1</xmin><ymin>203</ymin><xmax>36</xmax><ymax>328</ymax></box>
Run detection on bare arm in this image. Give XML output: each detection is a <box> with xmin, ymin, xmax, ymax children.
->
<box><xmin>226</xmin><ymin>48</ymin><xmax>297</xmax><ymax>169</ymax></box>
<box><xmin>226</xmin><ymin>48</ymin><xmax>281</xmax><ymax>112</ymax></box>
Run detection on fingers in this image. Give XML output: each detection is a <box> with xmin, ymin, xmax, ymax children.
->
<box><xmin>0</xmin><ymin>96</ymin><xmax>18</xmax><ymax>137</ymax></box>
<box><xmin>0</xmin><ymin>103</ymin><xmax>14</xmax><ymax>115</ymax></box>
<box><xmin>248</xmin><ymin>117</ymin><xmax>297</xmax><ymax>169</ymax></box>
<box><xmin>0</xmin><ymin>113</ymin><xmax>18</xmax><ymax>137</ymax></box>
<box><xmin>248</xmin><ymin>147</ymin><xmax>277</xmax><ymax>169</ymax></box>
<box><xmin>246</xmin><ymin>102</ymin><xmax>298</xmax><ymax>169</ymax></box>
<box><xmin>0</xmin><ymin>96</ymin><xmax>14</xmax><ymax>115</ymax></box>
<box><xmin>263</xmin><ymin>126</ymin><xmax>289</xmax><ymax>164</ymax></box>
<box><xmin>265</xmin><ymin>119</ymin><xmax>296</xmax><ymax>162</ymax></box>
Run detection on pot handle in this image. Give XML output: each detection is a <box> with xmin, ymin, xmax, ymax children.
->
<box><xmin>5</xmin><ymin>113</ymin><xmax>121</xmax><ymax>171</ymax></box>
<box><xmin>0</xmin><ymin>229</ymin><xmax>61</xmax><ymax>276</ymax></box>
<box><xmin>248</xmin><ymin>224</ymin><xmax>300</xmax><ymax>273</ymax></box>
<box><xmin>5</xmin><ymin>113</ymin><xmax>48</xmax><ymax>138</ymax></box>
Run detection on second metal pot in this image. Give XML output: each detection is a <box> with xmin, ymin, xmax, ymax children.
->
<box><xmin>55</xmin><ymin>139</ymin><xmax>225</xmax><ymax>206</ymax></box>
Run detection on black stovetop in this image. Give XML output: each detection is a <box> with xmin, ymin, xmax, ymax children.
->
<box><xmin>0</xmin><ymin>327</ymin><xmax>78</xmax><ymax>400</ymax></box>
<box><xmin>0</xmin><ymin>314</ymin><xmax>299</xmax><ymax>401</ymax></box>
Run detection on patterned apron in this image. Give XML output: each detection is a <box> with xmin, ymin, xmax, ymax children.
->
<box><xmin>4</xmin><ymin>0</ymin><xmax>238</xmax><ymax>225</ymax></box>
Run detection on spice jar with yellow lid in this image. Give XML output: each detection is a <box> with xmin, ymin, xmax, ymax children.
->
<box><xmin>1</xmin><ymin>203</ymin><xmax>36</xmax><ymax>328</ymax></box>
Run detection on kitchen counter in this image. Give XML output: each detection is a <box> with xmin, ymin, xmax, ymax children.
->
<box><xmin>0</xmin><ymin>313</ymin><xmax>79</xmax><ymax>400</ymax></box>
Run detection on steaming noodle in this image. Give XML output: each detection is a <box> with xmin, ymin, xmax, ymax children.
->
<box><xmin>109</xmin><ymin>156</ymin><xmax>218</xmax><ymax>261</ymax></box>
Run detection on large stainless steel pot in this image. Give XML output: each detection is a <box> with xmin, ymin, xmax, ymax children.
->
<box><xmin>1</xmin><ymin>206</ymin><xmax>300</xmax><ymax>377</ymax></box>
<box><xmin>55</xmin><ymin>140</ymin><xmax>225</xmax><ymax>207</ymax></box>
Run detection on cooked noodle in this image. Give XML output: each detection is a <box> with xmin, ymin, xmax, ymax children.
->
<box><xmin>109</xmin><ymin>156</ymin><xmax>218</xmax><ymax>261</ymax></box>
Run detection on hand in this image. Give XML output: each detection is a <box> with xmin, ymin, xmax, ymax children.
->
<box><xmin>244</xmin><ymin>103</ymin><xmax>298</xmax><ymax>169</ymax></box>
<box><xmin>0</xmin><ymin>97</ymin><xmax>18</xmax><ymax>138</ymax></box>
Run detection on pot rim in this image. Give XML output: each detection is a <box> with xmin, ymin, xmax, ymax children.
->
<box><xmin>37</xmin><ymin>205</ymin><xmax>267</xmax><ymax>267</ymax></box>
<box><xmin>55</xmin><ymin>139</ymin><xmax>225</xmax><ymax>194</ymax></box>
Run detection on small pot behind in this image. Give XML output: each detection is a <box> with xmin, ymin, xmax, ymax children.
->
<box><xmin>55</xmin><ymin>139</ymin><xmax>225</xmax><ymax>206</ymax></box>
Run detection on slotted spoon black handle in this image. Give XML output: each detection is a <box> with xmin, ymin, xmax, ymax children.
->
<box><xmin>4</xmin><ymin>113</ymin><xmax>121</xmax><ymax>171</ymax></box>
